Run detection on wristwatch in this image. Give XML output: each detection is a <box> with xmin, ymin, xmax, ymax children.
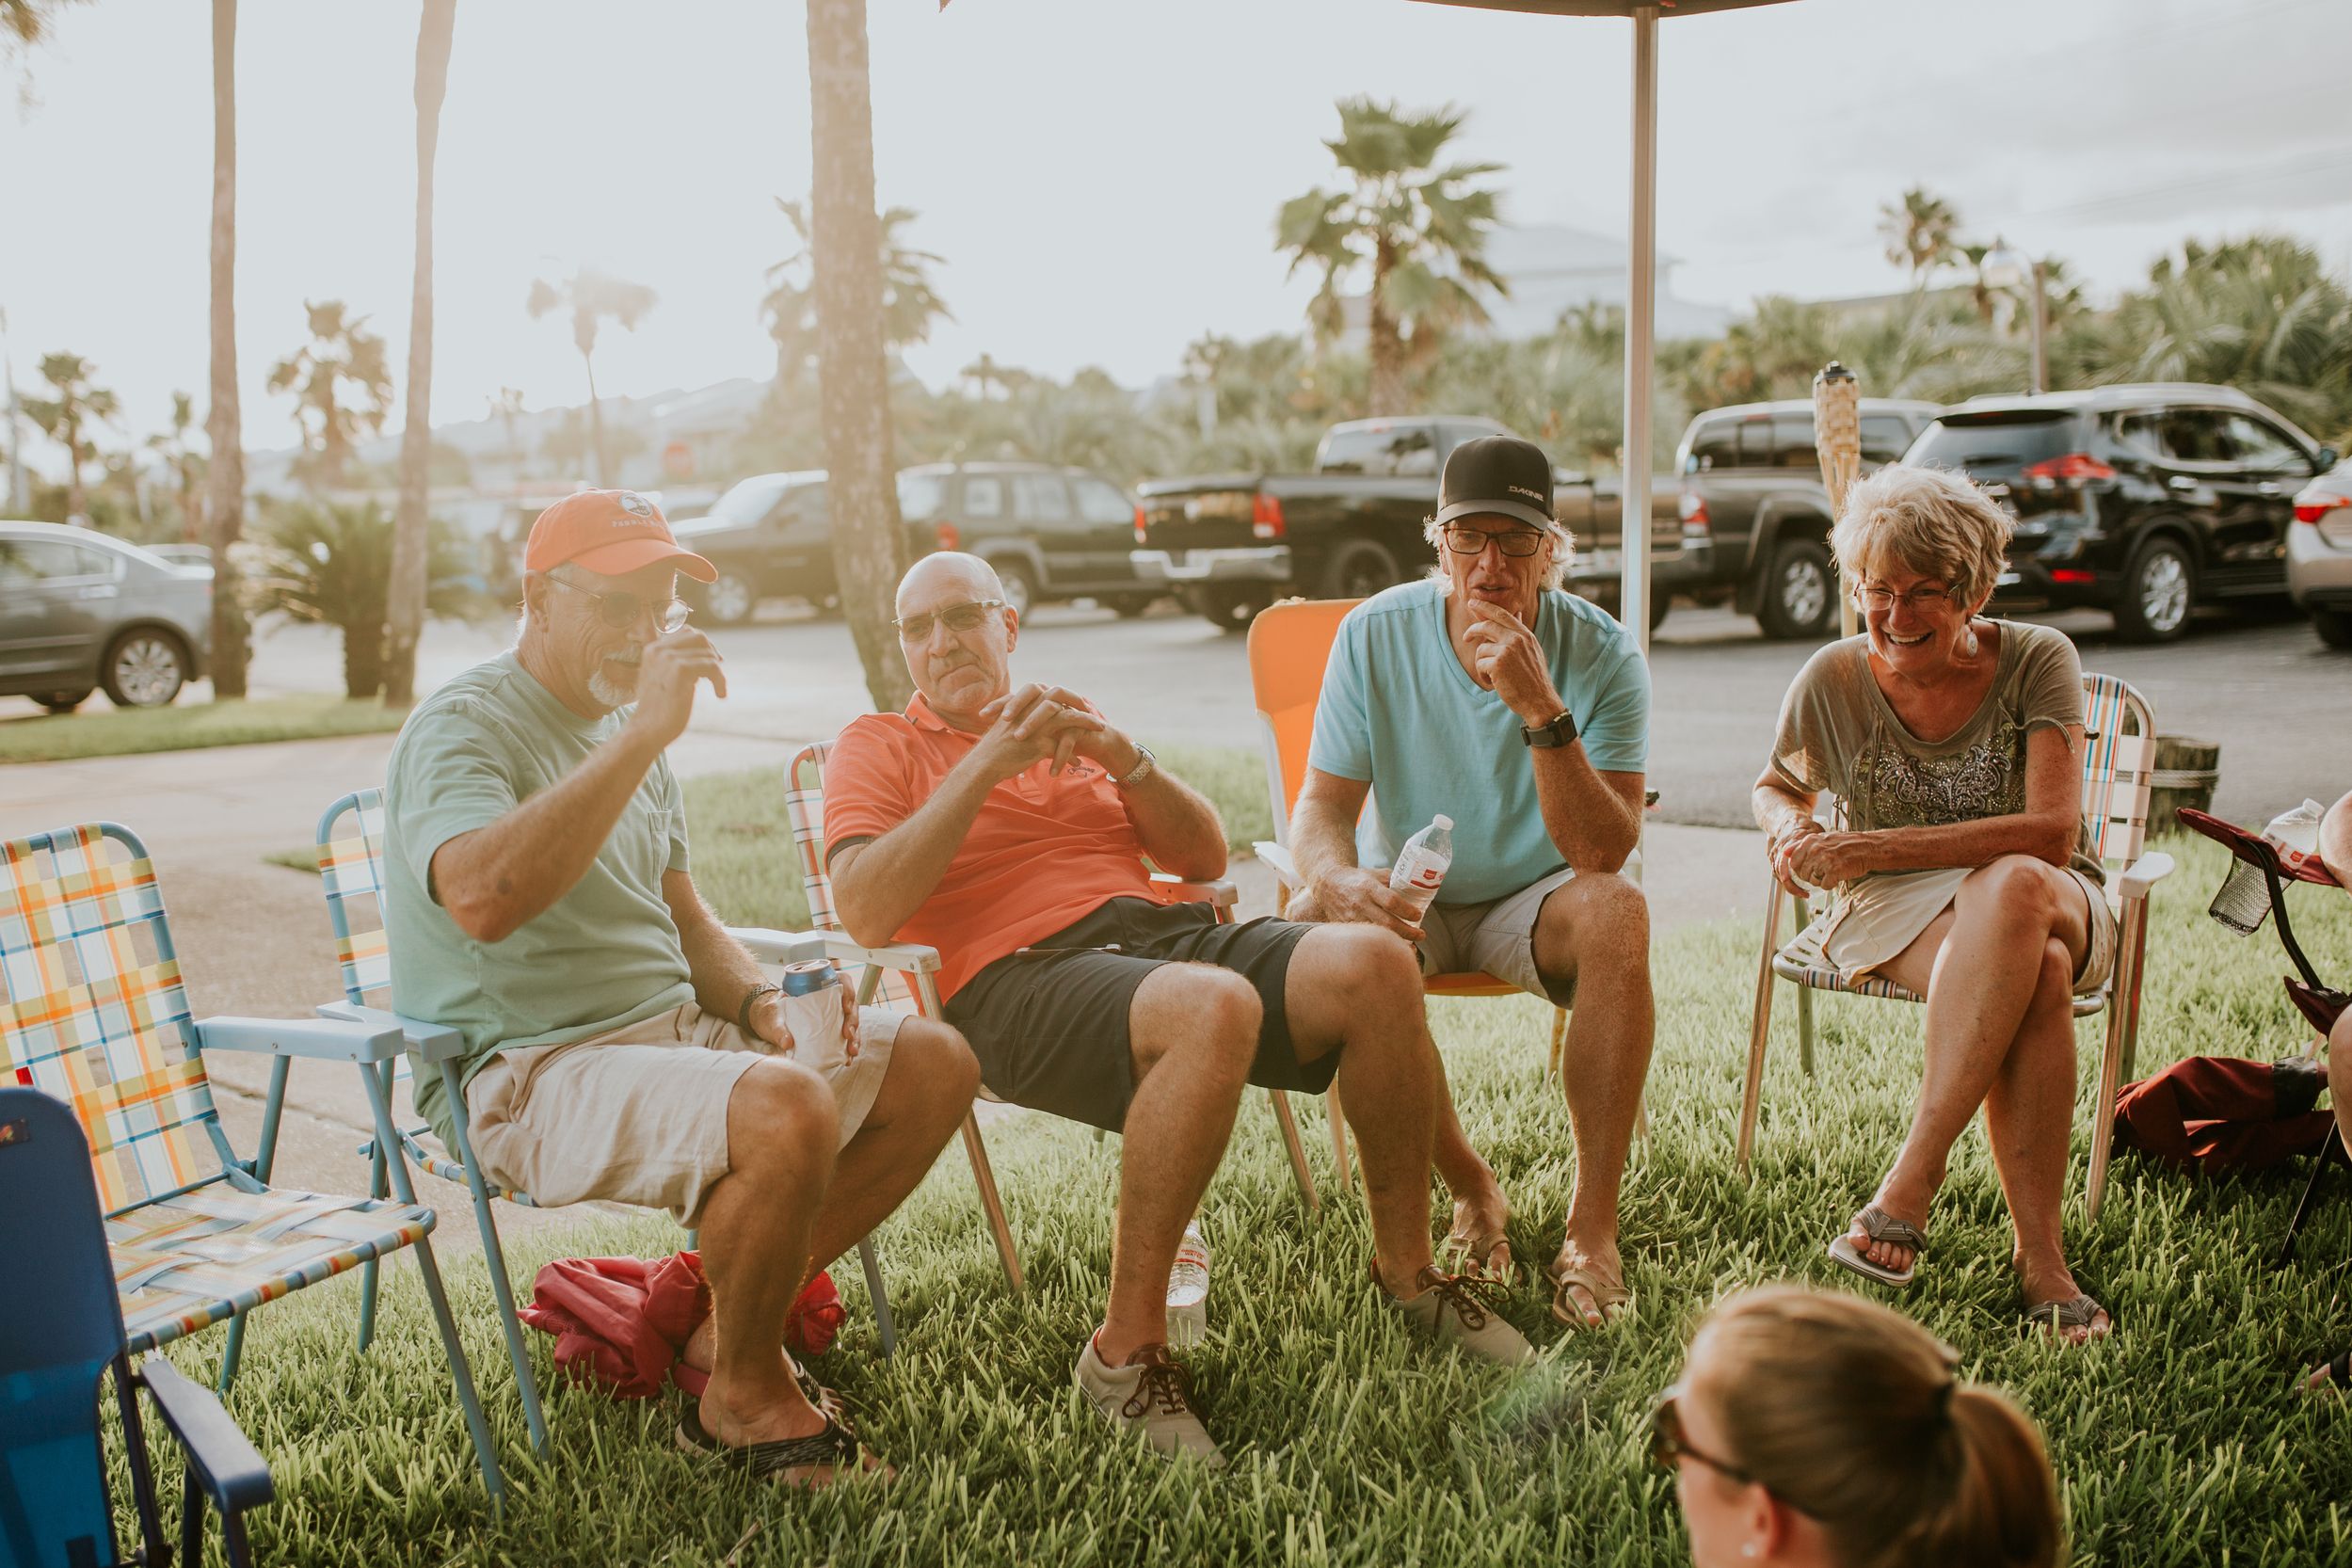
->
<box><xmin>1113</xmin><ymin>744</ymin><xmax>1158</xmax><ymax>788</ymax></box>
<box><xmin>1520</xmin><ymin>711</ymin><xmax>1578</xmax><ymax>748</ymax></box>
<box><xmin>736</xmin><ymin>981</ymin><xmax>782</xmax><ymax>1035</ymax></box>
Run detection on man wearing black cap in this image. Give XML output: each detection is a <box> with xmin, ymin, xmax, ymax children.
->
<box><xmin>1287</xmin><ymin>434</ymin><xmax>1655</xmax><ymax>1332</ymax></box>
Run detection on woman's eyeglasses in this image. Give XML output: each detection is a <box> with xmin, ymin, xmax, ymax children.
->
<box><xmin>1442</xmin><ymin>523</ymin><xmax>1548</xmax><ymax>558</ymax></box>
<box><xmin>893</xmin><ymin>599</ymin><xmax>1006</xmax><ymax>642</ymax></box>
<box><xmin>548</xmin><ymin>574</ymin><xmax>693</xmax><ymax>632</ymax></box>
<box><xmin>1648</xmin><ymin>1388</ymin><xmax>1754</xmax><ymax>1486</ymax></box>
<box><xmin>1858</xmin><ymin>583</ymin><xmax>1952</xmax><ymax>614</ymax></box>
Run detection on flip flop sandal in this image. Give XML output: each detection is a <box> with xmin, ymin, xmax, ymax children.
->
<box><xmin>675</xmin><ymin>1402</ymin><xmax>877</xmax><ymax>1486</ymax></box>
<box><xmin>2306</xmin><ymin>1350</ymin><xmax>2352</xmax><ymax>1389</ymax></box>
<box><xmin>1442</xmin><ymin>1224</ymin><xmax>1514</xmax><ymax>1281</ymax></box>
<box><xmin>1545</xmin><ymin>1259</ymin><xmax>1632</xmax><ymax>1328</ymax></box>
<box><xmin>1826</xmin><ymin>1204</ymin><xmax>1927</xmax><ymax>1289</ymax></box>
<box><xmin>2021</xmin><ymin>1291</ymin><xmax>2111</xmax><ymax>1341</ymax></box>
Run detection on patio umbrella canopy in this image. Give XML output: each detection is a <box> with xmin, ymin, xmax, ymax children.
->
<box><xmin>1415</xmin><ymin>0</ymin><xmax>1801</xmax><ymax>656</ymax></box>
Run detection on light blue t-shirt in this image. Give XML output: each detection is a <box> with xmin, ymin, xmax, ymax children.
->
<box><xmin>1305</xmin><ymin>579</ymin><xmax>1650</xmax><ymax>904</ymax></box>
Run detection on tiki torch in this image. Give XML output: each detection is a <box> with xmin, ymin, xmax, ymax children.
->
<box><xmin>1813</xmin><ymin>360</ymin><xmax>1861</xmax><ymax>637</ymax></box>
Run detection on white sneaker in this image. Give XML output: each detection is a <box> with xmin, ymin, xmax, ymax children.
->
<box><xmin>1073</xmin><ymin>1334</ymin><xmax>1226</xmax><ymax>1469</ymax></box>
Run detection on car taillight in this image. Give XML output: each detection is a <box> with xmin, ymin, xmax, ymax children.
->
<box><xmin>2021</xmin><ymin>453</ymin><xmax>2116</xmax><ymax>484</ymax></box>
<box><xmin>2294</xmin><ymin>495</ymin><xmax>2348</xmax><ymax>524</ymax></box>
<box><xmin>934</xmin><ymin>521</ymin><xmax>960</xmax><ymax>552</ymax></box>
<box><xmin>2050</xmin><ymin>568</ymin><xmax>2095</xmax><ymax>584</ymax></box>
<box><xmin>1134</xmin><ymin>504</ymin><xmax>1148</xmax><ymax>545</ymax></box>
<box><xmin>1678</xmin><ymin>490</ymin><xmax>1711</xmax><ymax>534</ymax></box>
<box><xmin>1252</xmin><ymin>492</ymin><xmax>1286</xmax><ymax>540</ymax></box>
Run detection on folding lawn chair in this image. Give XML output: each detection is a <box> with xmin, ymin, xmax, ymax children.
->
<box><xmin>2</xmin><ymin>1085</ymin><xmax>274</xmax><ymax>1568</ymax></box>
<box><xmin>782</xmin><ymin>741</ymin><xmax>1320</xmax><ymax>1256</ymax></box>
<box><xmin>0</xmin><ymin>822</ymin><xmax>504</xmax><ymax>1505</ymax></box>
<box><xmin>1242</xmin><ymin>597</ymin><xmax>1647</xmax><ymax>1192</ymax></box>
<box><xmin>309</xmin><ymin>789</ymin><xmax>904</xmax><ymax>1464</ymax></box>
<box><xmin>1736</xmin><ymin>673</ymin><xmax>2175</xmax><ymax>1224</ymax></box>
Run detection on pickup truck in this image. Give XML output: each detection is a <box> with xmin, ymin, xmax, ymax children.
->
<box><xmin>1129</xmin><ymin>416</ymin><xmax>1709</xmax><ymax>632</ymax></box>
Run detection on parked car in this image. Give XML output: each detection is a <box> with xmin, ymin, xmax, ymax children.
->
<box><xmin>142</xmin><ymin>542</ymin><xmax>215</xmax><ymax>575</ymax></box>
<box><xmin>1674</xmin><ymin>398</ymin><xmax>1944</xmax><ymax>639</ymax></box>
<box><xmin>668</xmin><ymin>471</ymin><xmax>846</xmax><ymax>623</ymax></box>
<box><xmin>1905</xmin><ymin>384</ymin><xmax>2337</xmax><ymax>642</ymax></box>
<box><xmin>2289</xmin><ymin>456</ymin><xmax>2352</xmax><ymax>649</ymax></box>
<box><xmin>895</xmin><ymin>462</ymin><xmax>1157</xmax><ymax>619</ymax></box>
<box><xmin>1130</xmin><ymin>416</ymin><xmax>1707</xmax><ymax>632</ymax></box>
<box><xmin>0</xmin><ymin>520</ymin><xmax>212</xmax><ymax>711</ymax></box>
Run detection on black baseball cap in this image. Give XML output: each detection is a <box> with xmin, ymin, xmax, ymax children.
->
<box><xmin>1436</xmin><ymin>434</ymin><xmax>1555</xmax><ymax>534</ymax></box>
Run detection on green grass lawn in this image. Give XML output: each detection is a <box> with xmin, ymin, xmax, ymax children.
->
<box><xmin>0</xmin><ymin>694</ymin><xmax>408</xmax><ymax>764</ymax></box>
<box><xmin>133</xmin><ymin>834</ymin><xmax>2352</xmax><ymax>1566</ymax></box>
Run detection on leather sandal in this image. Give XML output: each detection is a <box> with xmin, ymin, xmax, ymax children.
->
<box><xmin>675</xmin><ymin>1402</ymin><xmax>882</xmax><ymax>1486</ymax></box>
<box><xmin>2021</xmin><ymin>1290</ymin><xmax>2111</xmax><ymax>1342</ymax></box>
<box><xmin>1827</xmin><ymin>1204</ymin><xmax>1927</xmax><ymax>1289</ymax></box>
<box><xmin>1442</xmin><ymin>1221</ymin><xmax>1513</xmax><ymax>1281</ymax></box>
<box><xmin>1544</xmin><ymin>1257</ymin><xmax>1632</xmax><ymax>1328</ymax></box>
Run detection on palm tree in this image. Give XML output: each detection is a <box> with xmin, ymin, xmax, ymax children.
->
<box><xmin>267</xmin><ymin>301</ymin><xmax>392</xmax><ymax>490</ymax></box>
<box><xmin>248</xmin><ymin>497</ymin><xmax>476</xmax><ymax>698</ymax></box>
<box><xmin>384</xmin><ymin>0</ymin><xmax>457</xmax><ymax>709</ymax></box>
<box><xmin>764</xmin><ymin>197</ymin><xmax>950</xmax><ymax>387</ymax></box>
<box><xmin>526</xmin><ymin>268</ymin><xmax>655</xmax><ymax>487</ymax></box>
<box><xmin>488</xmin><ymin>386</ymin><xmax>527</xmax><ymax>476</ymax></box>
<box><xmin>145</xmin><ymin>391</ymin><xmax>206</xmax><ymax>541</ymax></box>
<box><xmin>22</xmin><ymin>352</ymin><xmax>118</xmax><ymax>525</ymax></box>
<box><xmin>1878</xmin><ymin>185</ymin><xmax>1959</xmax><ymax>286</ymax></box>
<box><xmin>204</xmin><ymin>0</ymin><xmax>250</xmax><ymax>696</ymax></box>
<box><xmin>1</xmin><ymin>0</ymin><xmax>87</xmax><ymax>95</ymax></box>
<box><xmin>806</xmin><ymin>0</ymin><xmax>913</xmax><ymax>709</ymax></box>
<box><xmin>1276</xmin><ymin>96</ymin><xmax>1506</xmax><ymax>416</ymax></box>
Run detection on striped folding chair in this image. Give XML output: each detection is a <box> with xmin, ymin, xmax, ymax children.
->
<box><xmin>0</xmin><ymin>822</ymin><xmax>504</xmax><ymax>1503</ymax></box>
<box><xmin>782</xmin><ymin>741</ymin><xmax>1321</xmax><ymax>1276</ymax></box>
<box><xmin>310</xmin><ymin>789</ymin><xmax>903</xmax><ymax>1462</ymax></box>
<box><xmin>1736</xmin><ymin>673</ymin><xmax>2176</xmax><ymax>1222</ymax></box>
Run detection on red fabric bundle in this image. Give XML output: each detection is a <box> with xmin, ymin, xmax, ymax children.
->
<box><xmin>2112</xmin><ymin>1055</ymin><xmax>2331</xmax><ymax>1173</ymax></box>
<box><xmin>518</xmin><ymin>1251</ymin><xmax>845</xmax><ymax>1400</ymax></box>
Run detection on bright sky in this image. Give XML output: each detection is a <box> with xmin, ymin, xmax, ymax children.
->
<box><xmin>4</xmin><ymin>0</ymin><xmax>2348</xmax><ymax>461</ymax></box>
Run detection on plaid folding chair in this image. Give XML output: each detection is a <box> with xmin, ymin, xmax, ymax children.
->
<box><xmin>1736</xmin><ymin>673</ymin><xmax>2176</xmax><ymax>1223</ymax></box>
<box><xmin>310</xmin><ymin>789</ymin><xmax>903</xmax><ymax>1464</ymax></box>
<box><xmin>0</xmin><ymin>822</ymin><xmax>504</xmax><ymax>1504</ymax></box>
<box><xmin>2</xmin><ymin>1085</ymin><xmax>274</xmax><ymax>1568</ymax></box>
<box><xmin>783</xmin><ymin>741</ymin><xmax>1320</xmax><ymax>1278</ymax></box>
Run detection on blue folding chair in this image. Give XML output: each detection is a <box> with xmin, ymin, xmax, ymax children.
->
<box><xmin>307</xmin><ymin>789</ymin><xmax>901</xmax><ymax>1464</ymax></box>
<box><xmin>0</xmin><ymin>823</ymin><xmax>503</xmax><ymax>1516</ymax></box>
<box><xmin>1</xmin><ymin>1086</ymin><xmax>274</xmax><ymax>1568</ymax></box>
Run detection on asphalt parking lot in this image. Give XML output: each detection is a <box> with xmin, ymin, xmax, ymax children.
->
<box><xmin>8</xmin><ymin>595</ymin><xmax>2344</xmax><ymax>831</ymax></box>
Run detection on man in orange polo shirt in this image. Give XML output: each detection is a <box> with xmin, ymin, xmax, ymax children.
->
<box><xmin>825</xmin><ymin>552</ymin><xmax>1533</xmax><ymax>1470</ymax></box>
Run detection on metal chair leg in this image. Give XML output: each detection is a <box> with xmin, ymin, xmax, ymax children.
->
<box><xmin>856</xmin><ymin>1237</ymin><xmax>897</xmax><ymax>1356</ymax></box>
<box><xmin>438</xmin><ymin>1063</ymin><xmax>550</xmax><ymax>1459</ymax></box>
<box><xmin>1327</xmin><ymin>1078</ymin><xmax>1354</xmax><ymax>1195</ymax></box>
<box><xmin>959</xmin><ymin>1112</ymin><xmax>1023</xmax><ymax>1294</ymax></box>
<box><xmin>2280</xmin><ymin>1124</ymin><xmax>2340</xmax><ymax>1268</ymax></box>
<box><xmin>1269</xmin><ymin>1089</ymin><xmax>1318</xmax><ymax>1213</ymax></box>
<box><xmin>1792</xmin><ymin>894</ymin><xmax>1815</xmax><ymax>1079</ymax></box>
<box><xmin>2086</xmin><ymin>996</ymin><xmax>2128</xmax><ymax>1225</ymax></box>
<box><xmin>1737</xmin><ymin>877</ymin><xmax>1785</xmax><ymax>1174</ymax></box>
<box><xmin>356</xmin><ymin>1060</ymin><xmax>393</xmax><ymax>1356</ymax></box>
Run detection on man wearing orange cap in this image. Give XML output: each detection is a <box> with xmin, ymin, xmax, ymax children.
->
<box><xmin>383</xmin><ymin>489</ymin><xmax>979</xmax><ymax>1485</ymax></box>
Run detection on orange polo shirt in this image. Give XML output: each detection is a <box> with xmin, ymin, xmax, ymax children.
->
<box><xmin>822</xmin><ymin>694</ymin><xmax>1161</xmax><ymax>1000</ymax></box>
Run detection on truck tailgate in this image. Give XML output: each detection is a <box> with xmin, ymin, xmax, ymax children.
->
<box><xmin>1134</xmin><ymin>477</ymin><xmax>1270</xmax><ymax>552</ymax></box>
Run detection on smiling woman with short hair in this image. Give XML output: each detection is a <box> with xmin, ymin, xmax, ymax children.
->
<box><xmin>1751</xmin><ymin>463</ymin><xmax>2116</xmax><ymax>1342</ymax></box>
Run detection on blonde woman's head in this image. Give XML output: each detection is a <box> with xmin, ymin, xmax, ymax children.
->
<box><xmin>1831</xmin><ymin>463</ymin><xmax>2014</xmax><ymax>617</ymax></box>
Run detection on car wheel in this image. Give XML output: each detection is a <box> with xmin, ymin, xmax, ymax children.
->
<box><xmin>35</xmin><ymin>688</ymin><xmax>93</xmax><ymax>714</ymax></box>
<box><xmin>2313</xmin><ymin>607</ymin><xmax>2352</xmax><ymax>650</ymax></box>
<box><xmin>1318</xmin><ymin>540</ymin><xmax>1401</xmax><ymax>600</ymax></box>
<box><xmin>1186</xmin><ymin>584</ymin><xmax>1272</xmax><ymax>632</ymax></box>
<box><xmin>1106</xmin><ymin>594</ymin><xmax>1156</xmax><ymax>618</ymax></box>
<box><xmin>101</xmin><ymin>631</ymin><xmax>189</xmax><ymax>708</ymax></box>
<box><xmin>2114</xmin><ymin>536</ymin><xmax>2195</xmax><ymax>643</ymax></box>
<box><xmin>702</xmin><ymin>570</ymin><xmax>757</xmax><ymax>626</ymax></box>
<box><xmin>1757</xmin><ymin>537</ymin><xmax>1835</xmax><ymax>640</ymax></box>
<box><xmin>994</xmin><ymin>561</ymin><xmax>1037</xmax><ymax>619</ymax></box>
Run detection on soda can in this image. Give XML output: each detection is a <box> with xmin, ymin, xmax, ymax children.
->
<box><xmin>778</xmin><ymin>959</ymin><xmax>838</xmax><ymax>997</ymax></box>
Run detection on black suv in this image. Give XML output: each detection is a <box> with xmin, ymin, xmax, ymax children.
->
<box><xmin>1675</xmin><ymin>398</ymin><xmax>1944</xmax><ymax>638</ymax></box>
<box><xmin>1905</xmin><ymin>384</ymin><xmax>2338</xmax><ymax>641</ymax></box>
<box><xmin>669</xmin><ymin>470</ymin><xmax>854</xmax><ymax>623</ymax></box>
<box><xmin>896</xmin><ymin>462</ymin><xmax>1155</xmax><ymax>619</ymax></box>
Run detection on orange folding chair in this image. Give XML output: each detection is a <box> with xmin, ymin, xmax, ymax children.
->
<box><xmin>1245</xmin><ymin>598</ymin><xmax>1638</xmax><ymax>1191</ymax></box>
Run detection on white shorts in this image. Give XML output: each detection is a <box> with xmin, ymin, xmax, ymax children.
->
<box><xmin>1417</xmin><ymin>865</ymin><xmax>1591</xmax><ymax>1004</ymax></box>
<box><xmin>1821</xmin><ymin>866</ymin><xmax>2118</xmax><ymax>997</ymax></box>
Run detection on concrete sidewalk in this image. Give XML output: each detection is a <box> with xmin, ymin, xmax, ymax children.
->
<box><xmin>8</xmin><ymin>730</ymin><xmax>1768</xmax><ymax>1257</ymax></box>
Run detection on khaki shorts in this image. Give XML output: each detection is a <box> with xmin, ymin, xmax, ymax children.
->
<box><xmin>1417</xmin><ymin>865</ymin><xmax>1592</xmax><ymax>1004</ymax></box>
<box><xmin>463</xmin><ymin>1000</ymin><xmax>902</xmax><ymax>1229</ymax></box>
<box><xmin>1822</xmin><ymin>865</ymin><xmax>2118</xmax><ymax>998</ymax></box>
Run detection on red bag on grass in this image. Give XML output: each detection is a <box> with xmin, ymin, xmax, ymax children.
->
<box><xmin>2111</xmin><ymin>1055</ymin><xmax>2331</xmax><ymax>1173</ymax></box>
<box><xmin>517</xmin><ymin>1251</ymin><xmax>845</xmax><ymax>1400</ymax></box>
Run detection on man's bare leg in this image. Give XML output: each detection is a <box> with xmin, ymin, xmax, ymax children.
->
<box><xmin>1095</xmin><ymin>965</ymin><xmax>1257</xmax><ymax>1366</ymax></box>
<box><xmin>1532</xmin><ymin>872</ymin><xmax>1653</xmax><ymax>1321</ymax></box>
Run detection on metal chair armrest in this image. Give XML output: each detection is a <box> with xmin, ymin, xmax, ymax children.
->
<box><xmin>1253</xmin><ymin>841</ymin><xmax>1300</xmax><ymax>888</ymax></box>
<box><xmin>725</xmin><ymin>926</ymin><xmax>831</xmax><ymax>967</ymax></box>
<box><xmin>823</xmin><ymin>932</ymin><xmax>943</xmax><ymax>974</ymax></box>
<box><xmin>196</xmin><ymin>1014</ymin><xmax>405</xmax><ymax>1063</ymax></box>
<box><xmin>2118</xmin><ymin>850</ymin><xmax>2175</xmax><ymax>902</ymax></box>
<box><xmin>1153</xmin><ymin>872</ymin><xmax>1237</xmax><ymax>909</ymax></box>
<box><xmin>316</xmin><ymin>1000</ymin><xmax>467</xmax><ymax>1063</ymax></box>
<box><xmin>137</xmin><ymin>1353</ymin><xmax>275</xmax><ymax>1513</ymax></box>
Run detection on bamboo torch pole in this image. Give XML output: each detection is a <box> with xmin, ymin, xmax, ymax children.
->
<box><xmin>1813</xmin><ymin>361</ymin><xmax>1862</xmax><ymax>638</ymax></box>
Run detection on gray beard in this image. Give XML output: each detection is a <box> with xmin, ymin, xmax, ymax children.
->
<box><xmin>586</xmin><ymin>666</ymin><xmax>635</xmax><ymax>709</ymax></box>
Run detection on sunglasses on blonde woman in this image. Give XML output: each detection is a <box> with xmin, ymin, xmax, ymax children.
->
<box><xmin>1648</xmin><ymin>1388</ymin><xmax>1754</xmax><ymax>1485</ymax></box>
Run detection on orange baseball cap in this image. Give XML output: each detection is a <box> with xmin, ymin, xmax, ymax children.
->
<box><xmin>523</xmin><ymin>489</ymin><xmax>717</xmax><ymax>583</ymax></box>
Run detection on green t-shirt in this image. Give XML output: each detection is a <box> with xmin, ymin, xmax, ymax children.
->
<box><xmin>384</xmin><ymin>651</ymin><xmax>694</xmax><ymax>1153</ymax></box>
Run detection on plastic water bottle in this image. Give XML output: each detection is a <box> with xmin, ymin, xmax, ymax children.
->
<box><xmin>1387</xmin><ymin>815</ymin><xmax>1455</xmax><ymax>920</ymax></box>
<box><xmin>1165</xmin><ymin>1221</ymin><xmax>1209</xmax><ymax>1349</ymax></box>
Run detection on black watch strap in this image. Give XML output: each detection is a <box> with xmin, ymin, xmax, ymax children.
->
<box><xmin>1520</xmin><ymin>710</ymin><xmax>1578</xmax><ymax>748</ymax></box>
<box><xmin>737</xmin><ymin>981</ymin><xmax>782</xmax><ymax>1035</ymax></box>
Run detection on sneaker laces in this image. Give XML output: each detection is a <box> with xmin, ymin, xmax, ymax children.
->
<box><xmin>1415</xmin><ymin>1265</ymin><xmax>1512</xmax><ymax>1331</ymax></box>
<box><xmin>1117</xmin><ymin>1346</ymin><xmax>1199</xmax><ymax>1420</ymax></box>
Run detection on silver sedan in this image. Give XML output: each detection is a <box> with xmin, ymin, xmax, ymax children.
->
<box><xmin>2289</xmin><ymin>459</ymin><xmax>2352</xmax><ymax>650</ymax></box>
<box><xmin>0</xmin><ymin>520</ymin><xmax>213</xmax><ymax>711</ymax></box>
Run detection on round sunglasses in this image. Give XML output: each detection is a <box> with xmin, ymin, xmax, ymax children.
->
<box><xmin>548</xmin><ymin>574</ymin><xmax>693</xmax><ymax>633</ymax></box>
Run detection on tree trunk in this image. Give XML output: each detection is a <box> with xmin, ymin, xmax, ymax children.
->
<box><xmin>584</xmin><ymin>352</ymin><xmax>610</xmax><ymax>488</ymax></box>
<box><xmin>806</xmin><ymin>0</ymin><xmax>911</xmax><ymax>712</ymax></box>
<box><xmin>1367</xmin><ymin>235</ymin><xmax>1407</xmax><ymax>416</ymax></box>
<box><xmin>203</xmin><ymin>0</ymin><xmax>250</xmax><ymax>697</ymax></box>
<box><xmin>341</xmin><ymin>615</ymin><xmax>385</xmax><ymax>700</ymax></box>
<box><xmin>383</xmin><ymin>0</ymin><xmax>456</xmax><ymax>709</ymax></box>
<box><xmin>65</xmin><ymin>426</ymin><xmax>86</xmax><ymax>525</ymax></box>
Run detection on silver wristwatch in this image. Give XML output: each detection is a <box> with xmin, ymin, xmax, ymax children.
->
<box><xmin>1113</xmin><ymin>743</ymin><xmax>1158</xmax><ymax>789</ymax></box>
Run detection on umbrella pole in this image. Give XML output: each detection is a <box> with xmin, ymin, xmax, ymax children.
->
<box><xmin>1622</xmin><ymin>3</ymin><xmax>1658</xmax><ymax>662</ymax></box>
